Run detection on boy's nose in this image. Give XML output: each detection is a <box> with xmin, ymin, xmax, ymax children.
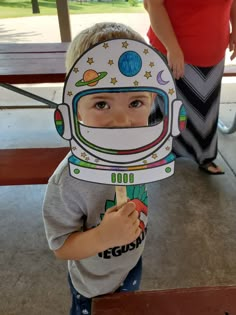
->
<box><xmin>112</xmin><ymin>111</ymin><xmax>132</xmax><ymax>127</ymax></box>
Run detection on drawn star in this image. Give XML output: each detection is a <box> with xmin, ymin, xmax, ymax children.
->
<box><xmin>110</xmin><ymin>77</ymin><xmax>118</xmax><ymax>85</ymax></box>
<box><xmin>143</xmin><ymin>160</ymin><xmax>148</xmax><ymax>164</ymax></box>
<box><xmin>108</xmin><ymin>59</ymin><xmax>114</xmax><ymax>66</ymax></box>
<box><xmin>87</xmin><ymin>57</ymin><xmax>94</xmax><ymax>65</ymax></box>
<box><xmin>144</xmin><ymin>71</ymin><xmax>152</xmax><ymax>79</ymax></box>
<box><xmin>81</xmin><ymin>152</ymin><xmax>87</xmax><ymax>158</ymax></box>
<box><xmin>103</xmin><ymin>43</ymin><xmax>109</xmax><ymax>49</ymax></box>
<box><xmin>143</xmin><ymin>49</ymin><xmax>149</xmax><ymax>55</ymax></box>
<box><xmin>133</xmin><ymin>80</ymin><xmax>139</xmax><ymax>86</ymax></box>
<box><xmin>149</xmin><ymin>62</ymin><xmax>155</xmax><ymax>67</ymax></box>
<box><xmin>67</xmin><ymin>91</ymin><xmax>73</xmax><ymax>96</ymax></box>
<box><xmin>152</xmin><ymin>153</ymin><xmax>158</xmax><ymax>159</ymax></box>
<box><xmin>165</xmin><ymin>146</ymin><xmax>170</xmax><ymax>151</ymax></box>
<box><xmin>72</xmin><ymin>146</ymin><xmax>77</xmax><ymax>151</ymax></box>
<box><xmin>85</xmin><ymin>157</ymin><xmax>90</xmax><ymax>161</ymax></box>
<box><xmin>73</xmin><ymin>67</ymin><xmax>79</xmax><ymax>73</ymax></box>
<box><xmin>122</xmin><ymin>41</ymin><xmax>129</xmax><ymax>48</ymax></box>
<box><xmin>168</xmin><ymin>88</ymin><xmax>175</xmax><ymax>95</ymax></box>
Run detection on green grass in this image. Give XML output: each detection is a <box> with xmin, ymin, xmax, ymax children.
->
<box><xmin>0</xmin><ymin>0</ymin><xmax>145</xmax><ymax>19</ymax></box>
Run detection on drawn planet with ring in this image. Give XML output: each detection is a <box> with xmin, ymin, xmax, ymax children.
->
<box><xmin>75</xmin><ymin>69</ymin><xmax>107</xmax><ymax>87</ymax></box>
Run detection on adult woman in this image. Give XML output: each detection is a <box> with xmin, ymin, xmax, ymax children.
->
<box><xmin>144</xmin><ymin>0</ymin><xmax>236</xmax><ymax>174</ymax></box>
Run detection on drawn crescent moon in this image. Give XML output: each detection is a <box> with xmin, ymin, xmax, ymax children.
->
<box><xmin>157</xmin><ymin>70</ymin><xmax>169</xmax><ymax>85</ymax></box>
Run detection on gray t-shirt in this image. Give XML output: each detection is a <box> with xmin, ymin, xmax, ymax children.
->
<box><xmin>42</xmin><ymin>155</ymin><xmax>148</xmax><ymax>298</ymax></box>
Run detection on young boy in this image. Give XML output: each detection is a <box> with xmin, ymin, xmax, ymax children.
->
<box><xmin>43</xmin><ymin>22</ymin><xmax>152</xmax><ymax>315</ymax></box>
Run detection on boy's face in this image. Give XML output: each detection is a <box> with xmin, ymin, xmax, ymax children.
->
<box><xmin>77</xmin><ymin>91</ymin><xmax>154</xmax><ymax>128</ymax></box>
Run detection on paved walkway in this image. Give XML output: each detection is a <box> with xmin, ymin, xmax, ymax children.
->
<box><xmin>0</xmin><ymin>13</ymin><xmax>149</xmax><ymax>43</ymax></box>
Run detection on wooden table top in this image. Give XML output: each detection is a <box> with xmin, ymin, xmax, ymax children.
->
<box><xmin>92</xmin><ymin>286</ymin><xmax>236</xmax><ymax>315</ymax></box>
<box><xmin>1</xmin><ymin>43</ymin><xmax>235</xmax><ymax>85</ymax></box>
<box><xmin>0</xmin><ymin>42</ymin><xmax>70</xmax><ymax>84</ymax></box>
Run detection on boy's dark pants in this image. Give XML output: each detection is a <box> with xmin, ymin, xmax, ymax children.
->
<box><xmin>68</xmin><ymin>257</ymin><xmax>142</xmax><ymax>315</ymax></box>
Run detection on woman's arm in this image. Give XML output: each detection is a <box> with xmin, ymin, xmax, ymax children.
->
<box><xmin>230</xmin><ymin>0</ymin><xmax>236</xmax><ymax>60</ymax></box>
<box><xmin>144</xmin><ymin>0</ymin><xmax>184</xmax><ymax>79</ymax></box>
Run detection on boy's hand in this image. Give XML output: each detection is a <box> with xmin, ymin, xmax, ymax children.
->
<box><xmin>97</xmin><ymin>201</ymin><xmax>141</xmax><ymax>249</ymax></box>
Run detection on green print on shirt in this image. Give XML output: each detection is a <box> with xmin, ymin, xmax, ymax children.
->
<box><xmin>101</xmin><ymin>185</ymin><xmax>148</xmax><ymax>232</ymax></box>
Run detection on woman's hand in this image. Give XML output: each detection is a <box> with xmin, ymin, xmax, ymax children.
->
<box><xmin>144</xmin><ymin>0</ymin><xmax>185</xmax><ymax>79</ymax></box>
<box><xmin>167</xmin><ymin>46</ymin><xmax>185</xmax><ymax>79</ymax></box>
<box><xmin>229</xmin><ymin>32</ymin><xmax>236</xmax><ymax>60</ymax></box>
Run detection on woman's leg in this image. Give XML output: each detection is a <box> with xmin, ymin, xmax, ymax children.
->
<box><xmin>68</xmin><ymin>274</ymin><xmax>92</xmax><ymax>315</ymax></box>
<box><xmin>67</xmin><ymin>258</ymin><xmax>142</xmax><ymax>314</ymax></box>
<box><xmin>152</xmin><ymin>52</ymin><xmax>225</xmax><ymax>174</ymax></box>
<box><xmin>173</xmin><ymin>59</ymin><xmax>225</xmax><ymax>173</ymax></box>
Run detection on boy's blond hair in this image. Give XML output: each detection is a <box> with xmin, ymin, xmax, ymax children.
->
<box><xmin>65</xmin><ymin>22</ymin><xmax>146</xmax><ymax>73</ymax></box>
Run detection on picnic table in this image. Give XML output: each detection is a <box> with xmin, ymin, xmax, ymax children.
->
<box><xmin>92</xmin><ymin>286</ymin><xmax>236</xmax><ymax>315</ymax></box>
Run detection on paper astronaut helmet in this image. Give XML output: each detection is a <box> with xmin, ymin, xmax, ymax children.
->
<box><xmin>54</xmin><ymin>38</ymin><xmax>186</xmax><ymax>185</ymax></box>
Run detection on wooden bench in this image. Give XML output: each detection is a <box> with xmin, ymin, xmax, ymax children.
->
<box><xmin>92</xmin><ymin>286</ymin><xmax>236</xmax><ymax>315</ymax></box>
<box><xmin>0</xmin><ymin>147</ymin><xmax>70</xmax><ymax>186</ymax></box>
<box><xmin>222</xmin><ymin>64</ymin><xmax>236</xmax><ymax>76</ymax></box>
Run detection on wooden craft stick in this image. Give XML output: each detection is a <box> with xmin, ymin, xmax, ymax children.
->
<box><xmin>115</xmin><ymin>186</ymin><xmax>127</xmax><ymax>207</ymax></box>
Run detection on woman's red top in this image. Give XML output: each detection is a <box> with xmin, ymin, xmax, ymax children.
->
<box><xmin>147</xmin><ymin>0</ymin><xmax>233</xmax><ymax>66</ymax></box>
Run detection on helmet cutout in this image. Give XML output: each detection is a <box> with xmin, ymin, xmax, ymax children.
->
<box><xmin>54</xmin><ymin>38</ymin><xmax>186</xmax><ymax>184</ymax></box>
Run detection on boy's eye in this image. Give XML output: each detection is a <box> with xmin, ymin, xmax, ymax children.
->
<box><xmin>129</xmin><ymin>100</ymin><xmax>143</xmax><ymax>108</ymax></box>
<box><xmin>95</xmin><ymin>101</ymin><xmax>109</xmax><ymax>110</ymax></box>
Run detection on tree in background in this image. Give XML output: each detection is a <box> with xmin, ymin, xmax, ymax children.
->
<box><xmin>31</xmin><ymin>0</ymin><xmax>40</xmax><ymax>13</ymax></box>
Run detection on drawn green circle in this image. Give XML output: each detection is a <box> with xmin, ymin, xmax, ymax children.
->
<box><xmin>165</xmin><ymin>167</ymin><xmax>171</xmax><ymax>173</ymax></box>
<box><xmin>74</xmin><ymin>169</ymin><xmax>80</xmax><ymax>174</ymax></box>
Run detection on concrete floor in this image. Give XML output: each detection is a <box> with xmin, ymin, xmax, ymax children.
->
<box><xmin>1</xmin><ymin>13</ymin><xmax>236</xmax><ymax>315</ymax></box>
<box><xmin>0</xmin><ymin>84</ymin><xmax>236</xmax><ymax>315</ymax></box>
<box><xmin>0</xmin><ymin>159</ymin><xmax>236</xmax><ymax>315</ymax></box>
